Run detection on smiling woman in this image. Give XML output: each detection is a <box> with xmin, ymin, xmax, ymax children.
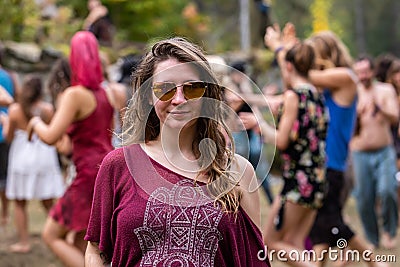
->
<box><xmin>84</xmin><ymin>37</ymin><xmax>271</xmax><ymax>267</ymax></box>
<box><xmin>150</xmin><ymin>58</ymin><xmax>205</xmax><ymax>133</ymax></box>
<box><xmin>152</xmin><ymin>81</ymin><xmax>206</xmax><ymax>101</ymax></box>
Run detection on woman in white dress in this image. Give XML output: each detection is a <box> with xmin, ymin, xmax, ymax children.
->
<box><xmin>0</xmin><ymin>75</ymin><xmax>64</xmax><ymax>253</ymax></box>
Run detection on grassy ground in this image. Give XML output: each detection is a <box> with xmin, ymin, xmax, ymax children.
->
<box><xmin>0</xmin><ymin>179</ymin><xmax>398</xmax><ymax>267</ymax></box>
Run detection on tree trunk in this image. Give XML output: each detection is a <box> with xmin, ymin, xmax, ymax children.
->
<box><xmin>354</xmin><ymin>0</ymin><xmax>366</xmax><ymax>55</ymax></box>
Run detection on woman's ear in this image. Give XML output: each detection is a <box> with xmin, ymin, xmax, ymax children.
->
<box><xmin>285</xmin><ymin>61</ymin><xmax>293</xmax><ymax>72</ymax></box>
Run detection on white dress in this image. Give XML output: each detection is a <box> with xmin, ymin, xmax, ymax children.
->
<box><xmin>6</xmin><ymin>129</ymin><xmax>65</xmax><ymax>200</ymax></box>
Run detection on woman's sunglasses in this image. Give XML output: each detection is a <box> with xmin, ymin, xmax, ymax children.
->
<box><xmin>152</xmin><ymin>81</ymin><xmax>207</xmax><ymax>101</ymax></box>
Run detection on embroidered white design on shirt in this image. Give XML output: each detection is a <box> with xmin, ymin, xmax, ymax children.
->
<box><xmin>134</xmin><ymin>180</ymin><xmax>223</xmax><ymax>267</ymax></box>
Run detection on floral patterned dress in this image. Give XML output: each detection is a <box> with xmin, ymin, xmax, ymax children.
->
<box><xmin>275</xmin><ymin>84</ymin><xmax>328</xmax><ymax>230</ymax></box>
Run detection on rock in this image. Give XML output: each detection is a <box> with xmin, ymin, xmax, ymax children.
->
<box><xmin>4</xmin><ymin>41</ymin><xmax>42</xmax><ymax>63</ymax></box>
<box><xmin>0</xmin><ymin>41</ymin><xmax>63</xmax><ymax>73</ymax></box>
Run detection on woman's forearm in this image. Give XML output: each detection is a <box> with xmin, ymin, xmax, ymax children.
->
<box><xmin>251</xmin><ymin>106</ymin><xmax>276</xmax><ymax>144</ymax></box>
<box><xmin>85</xmin><ymin>242</ymin><xmax>111</xmax><ymax>267</ymax></box>
<box><xmin>0</xmin><ymin>85</ymin><xmax>13</xmax><ymax>107</ymax></box>
<box><xmin>28</xmin><ymin>116</ymin><xmax>64</xmax><ymax>145</ymax></box>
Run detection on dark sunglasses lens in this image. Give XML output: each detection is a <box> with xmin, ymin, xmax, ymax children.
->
<box><xmin>153</xmin><ymin>82</ymin><xmax>177</xmax><ymax>101</ymax></box>
<box><xmin>183</xmin><ymin>82</ymin><xmax>206</xmax><ymax>99</ymax></box>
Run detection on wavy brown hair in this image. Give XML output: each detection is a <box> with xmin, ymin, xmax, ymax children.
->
<box><xmin>47</xmin><ymin>57</ymin><xmax>71</xmax><ymax>107</ymax></box>
<box><xmin>121</xmin><ymin>37</ymin><xmax>241</xmax><ymax>213</ymax></box>
<box><xmin>307</xmin><ymin>31</ymin><xmax>353</xmax><ymax>70</ymax></box>
<box><xmin>18</xmin><ymin>75</ymin><xmax>43</xmax><ymax>120</ymax></box>
<box><xmin>387</xmin><ymin>59</ymin><xmax>400</xmax><ymax>93</ymax></box>
<box><xmin>285</xmin><ymin>42</ymin><xmax>315</xmax><ymax>78</ymax></box>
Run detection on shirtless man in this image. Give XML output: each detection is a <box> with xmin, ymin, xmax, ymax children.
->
<box><xmin>351</xmin><ymin>56</ymin><xmax>399</xmax><ymax>249</ymax></box>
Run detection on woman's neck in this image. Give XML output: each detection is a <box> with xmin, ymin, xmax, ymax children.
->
<box><xmin>290</xmin><ymin>75</ymin><xmax>311</xmax><ymax>89</ymax></box>
<box><xmin>157</xmin><ymin>124</ymin><xmax>197</xmax><ymax>161</ymax></box>
<box><xmin>143</xmin><ymin>125</ymin><xmax>202</xmax><ymax>179</ymax></box>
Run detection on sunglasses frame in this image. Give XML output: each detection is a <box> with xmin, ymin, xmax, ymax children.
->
<box><xmin>152</xmin><ymin>81</ymin><xmax>207</xmax><ymax>101</ymax></box>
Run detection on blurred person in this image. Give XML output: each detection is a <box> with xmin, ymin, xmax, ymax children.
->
<box><xmin>386</xmin><ymin>59</ymin><xmax>400</xmax><ymax>94</ymax></box>
<box><xmin>351</xmin><ymin>55</ymin><xmax>399</xmax><ymax>249</ymax></box>
<box><xmin>100</xmin><ymin>54</ymin><xmax>128</xmax><ymax>148</ymax></box>
<box><xmin>83</xmin><ymin>0</ymin><xmax>114</xmax><ymax>47</ymax></box>
<box><xmin>27</xmin><ymin>31</ymin><xmax>122</xmax><ymax>266</ymax></box>
<box><xmin>84</xmin><ymin>37</ymin><xmax>270</xmax><ymax>266</ymax></box>
<box><xmin>0</xmin><ymin>56</ymin><xmax>16</xmax><ymax>230</ymax></box>
<box><xmin>225</xmin><ymin>89</ymin><xmax>274</xmax><ymax>204</ymax></box>
<box><xmin>305</xmin><ymin>30</ymin><xmax>387</xmax><ymax>267</ymax></box>
<box><xmin>261</xmin><ymin>35</ymin><xmax>328</xmax><ymax>266</ymax></box>
<box><xmin>206</xmin><ymin>55</ymin><xmax>274</xmax><ymax>204</ymax></box>
<box><xmin>228</xmin><ymin>61</ymin><xmax>274</xmax><ymax>204</ymax></box>
<box><xmin>230</xmin><ymin>61</ymin><xmax>253</xmax><ymax>94</ymax></box>
<box><xmin>1</xmin><ymin>75</ymin><xmax>64</xmax><ymax>253</ymax></box>
<box><xmin>35</xmin><ymin>0</ymin><xmax>58</xmax><ymax>20</ymax></box>
<box><xmin>385</xmin><ymin>59</ymin><xmax>400</xmax><ymax>227</ymax></box>
<box><xmin>272</xmin><ymin>23</ymin><xmax>392</xmax><ymax>266</ymax></box>
<box><xmin>0</xmin><ymin>85</ymin><xmax>13</xmax><ymax>106</ymax></box>
<box><xmin>46</xmin><ymin>57</ymin><xmax>75</xmax><ymax>183</ymax></box>
<box><xmin>47</xmin><ymin>57</ymin><xmax>71</xmax><ymax>109</ymax></box>
<box><xmin>386</xmin><ymin>59</ymin><xmax>400</xmax><ymax>170</ymax></box>
<box><xmin>373</xmin><ymin>53</ymin><xmax>398</xmax><ymax>176</ymax></box>
<box><xmin>375</xmin><ymin>53</ymin><xmax>396</xmax><ymax>83</ymax></box>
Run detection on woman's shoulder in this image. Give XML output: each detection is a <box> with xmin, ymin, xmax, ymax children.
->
<box><xmin>101</xmin><ymin>147</ymin><xmax>126</xmax><ymax>167</ymax></box>
<box><xmin>283</xmin><ymin>89</ymin><xmax>300</xmax><ymax>102</ymax></box>
<box><xmin>96</xmin><ymin>147</ymin><xmax>131</xmax><ymax>182</ymax></box>
<box><xmin>230</xmin><ymin>153</ymin><xmax>261</xmax><ymax>228</ymax></box>
<box><xmin>36</xmin><ymin>101</ymin><xmax>54</xmax><ymax>122</ymax></box>
<box><xmin>64</xmin><ymin>85</ymin><xmax>92</xmax><ymax>94</ymax></box>
<box><xmin>103</xmin><ymin>81</ymin><xmax>127</xmax><ymax>110</ymax></box>
<box><xmin>60</xmin><ymin>85</ymin><xmax>89</xmax><ymax>102</ymax></box>
<box><xmin>8</xmin><ymin>102</ymin><xmax>24</xmax><ymax>120</ymax></box>
<box><xmin>231</xmin><ymin>153</ymin><xmax>256</xmax><ymax>190</ymax></box>
<box><xmin>61</xmin><ymin>86</ymin><xmax>98</xmax><ymax>113</ymax></box>
<box><xmin>8</xmin><ymin>102</ymin><xmax>22</xmax><ymax>114</ymax></box>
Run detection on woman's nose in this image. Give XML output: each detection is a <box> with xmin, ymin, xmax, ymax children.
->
<box><xmin>171</xmin><ymin>85</ymin><xmax>186</xmax><ymax>103</ymax></box>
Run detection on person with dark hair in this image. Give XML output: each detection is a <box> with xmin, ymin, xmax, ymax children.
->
<box><xmin>46</xmin><ymin>57</ymin><xmax>76</xmax><ymax>182</ymax></box>
<box><xmin>261</xmin><ymin>26</ymin><xmax>328</xmax><ymax>266</ymax></box>
<box><xmin>351</xmin><ymin>55</ymin><xmax>399</xmax><ymax>249</ymax></box>
<box><xmin>83</xmin><ymin>0</ymin><xmax>115</xmax><ymax>47</ymax></box>
<box><xmin>27</xmin><ymin>31</ymin><xmax>123</xmax><ymax>266</ymax></box>
<box><xmin>47</xmin><ymin>57</ymin><xmax>71</xmax><ymax>108</ymax></box>
<box><xmin>117</xmin><ymin>54</ymin><xmax>142</xmax><ymax>85</ymax></box>
<box><xmin>385</xmin><ymin>57</ymin><xmax>400</xmax><ymax>236</ymax></box>
<box><xmin>84</xmin><ymin>37</ymin><xmax>270</xmax><ymax>267</ymax></box>
<box><xmin>387</xmin><ymin>59</ymin><xmax>400</xmax><ymax>94</ymax></box>
<box><xmin>386</xmin><ymin>59</ymin><xmax>400</xmax><ymax>169</ymax></box>
<box><xmin>227</xmin><ymin>61</ymin><xmax>274</xmax><ymax>204</ymax></box>
<box><xmin>375</xmin><ymin>53</ymin><xmax>396</xmax><ymax>83</ymax></box>
<box><xmin>1</xmin><ymin>75</ymin><xmax>64</xmax><ymax>253</ymax></box>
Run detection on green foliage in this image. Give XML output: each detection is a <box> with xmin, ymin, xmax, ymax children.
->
<box><xmin>54</xmin><ymin>0</ymin><xmax>211</xmax><ymax>52</ymax></box>
<box><xmin>0</xmin><ymin>0</ymin><xmax>41</xmax><ymax>42</ymax></box>
<box><xmin>271</xmin><ymin>0</ymin><xmax>400</xmax><ymax>57</ymax></box>
<box><xmin>107</xmin><ymin>0</ymin><xmax>209</xmax><ymax>44</ymax></box>
<box><xmin>1</xmin><ymin>0</ymin><xmax>400</xmax><ymax>59</ymax></box>
<box><xmin>0</xmin><ymin>0</ymin><xmax>81</xmax><ymax>47</ymax></box>
<box><xmin>270</xmin><ymin>0</ymin><xmax>313</xmax><ymax>40</ymax></box>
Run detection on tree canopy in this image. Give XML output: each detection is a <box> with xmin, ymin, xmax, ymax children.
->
<box><xmin>0</xmin><ymin>0</ymin><xmax>399</xmax><ymax>59</ymax></box>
